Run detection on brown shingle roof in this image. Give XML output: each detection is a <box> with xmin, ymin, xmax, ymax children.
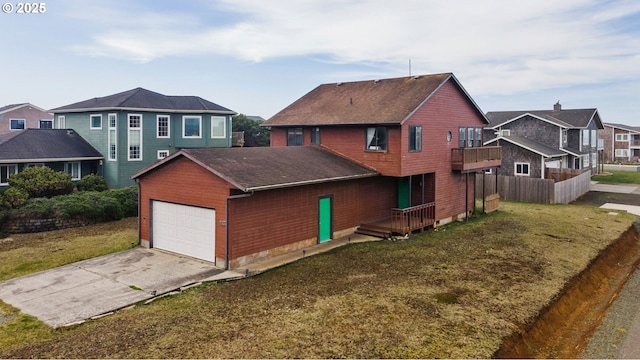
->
<box><xmin>133</xmin><ymin>146</ymin><xmax>379</xmax><ymax>192</ymax></box>
<box><xmin>263</xmin><ymin>73</ymin><xmax>487</xmax><ymax>126</ymax></box>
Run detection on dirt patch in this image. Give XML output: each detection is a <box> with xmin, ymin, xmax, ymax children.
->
<box><xmin>494</xmin><ymin>222</ymin><xmax>640</xmax><ymax>358</ymax></box>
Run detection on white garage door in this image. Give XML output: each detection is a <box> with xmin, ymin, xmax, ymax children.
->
<box><xmin>152</xmin><ymin>201</ymin><xmax>216</xmax><ymax>263</ymax></box>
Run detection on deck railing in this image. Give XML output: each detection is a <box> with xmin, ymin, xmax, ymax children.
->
<box><xmin>390</xmin><ymin>202</ymin><xmax>436</xmax><ymax>234</ymax></box>
<box><xmin>451</xmin><ymin>146</ymin><xmax>502</xmax><ymax>172</ymax></box>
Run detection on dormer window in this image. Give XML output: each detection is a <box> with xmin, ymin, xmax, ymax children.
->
<box><xmin>366</xmin><ymin>127</ymin><xmax>387</xmax><ymax>151</ymax></box>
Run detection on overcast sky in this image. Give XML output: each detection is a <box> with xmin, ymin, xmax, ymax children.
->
<box><xmin>2</xmin><ymin>0</ymin><xmax>639</xmax><ymax>125</ymax></box>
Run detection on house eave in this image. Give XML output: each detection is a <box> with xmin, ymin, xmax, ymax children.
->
<box><xmin>243</xmin><ymin>173</ymin><xmax>380</xmax><ymax>192</ymax></box>
<box><xmin>0</xmin><ymin>156</ymin><xmax>103</xmax><ymax>164</ymax></box>
<box><xmin>51</xmin><ymin>107</ymin><xmax>237</xmax><ymax>115</ymax></box>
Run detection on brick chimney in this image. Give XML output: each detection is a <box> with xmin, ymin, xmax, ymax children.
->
<box><xmin>554</xmin><ymin>101</ymin><xmax>561</xmax><ymax>111</ymax></box>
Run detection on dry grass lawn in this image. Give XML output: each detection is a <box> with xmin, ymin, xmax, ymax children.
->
<box><xmin>0</xmin><ymin>202</ymin><xmax>636</xmax><ymax>358</ymax></box>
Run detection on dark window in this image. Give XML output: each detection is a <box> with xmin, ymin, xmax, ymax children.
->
<box><xmin>10</xmin><ymin>119</ymin><xmax>25</xmax><ymax>130</ymax></box>
<box><xmin>310</xmin><ymin>127</ymin><xmax>320</xmax><ymax>144</ymax></box>
<box><xmin>287</xmin><ymin>128</ymin><xmax>303</xmax><ymax>146</ymax></box>
<box><xmin>39</xmin><ymin>120</ymin><xmax>53</xmax><ymax>129</ymax></box>
<box><xmin>475</xmin><ymin>128</ymin><xmax>482</xmax><ymax>147</ymax></box>
<box><xmin>458</xmin><ymin>127</ymin><xmax>466</xmax><ymax>148</ymax></box>
<box><xmin>409</xmin><ymin>126</ymin><xmax>422</xmax><ymax>151</ymax></box>
<box><xmin>366</xmin><ymin>127</ymin><xmax>387</xmax><ymax>150</ymax></box>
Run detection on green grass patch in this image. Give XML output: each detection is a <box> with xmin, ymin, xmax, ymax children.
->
<box><xmin>0</xmin><ymin>217</ymin><xmax>137</xmax><ymax>281</ymax></box>
<box><xmin>0</xmin><ymin>203</ymin><xmax>636</xmax><ymax>358</ymax></box>
<box><xmin>592</xmin><ymin>170</ymin><xmax>640</xmax><ymax>184</ymax></box>
<box><xmin>129</xmin><ymin>285</ymin><xmax>142</xmax><ymax>291</ymax></box>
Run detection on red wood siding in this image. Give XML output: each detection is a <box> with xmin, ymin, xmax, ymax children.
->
<box><xmin>138</xmin><ymin>157</ymin><xmax>232</xmax><ymax>261</ymax></box>
<box><xmin>228</xmin><ymin>176</ymin><xmax>395</xmax><ymax>259</ymax></box>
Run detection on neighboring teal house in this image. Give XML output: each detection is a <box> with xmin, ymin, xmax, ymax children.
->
<box><xmin>50</xmin><ymin>88</ymin><xmax>236</xmax><ymax>188</ymax></box>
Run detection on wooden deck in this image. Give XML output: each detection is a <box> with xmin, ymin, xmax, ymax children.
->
<box><xmin>356</xmin><ymin>202</ymin><xmax>436</xmax><ymax>238</ymax></box>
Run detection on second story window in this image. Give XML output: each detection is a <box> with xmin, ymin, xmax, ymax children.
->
<box><xmin>562</xmin><ymin>129</ymin><xmax>568</xmax><ymax>144</ymax></box>
<box><xmin>366</xmin><ymin>127</ymin><xmax>387</xmax><ymax>151</ymax></box>
<box><xmin>128</xmin><ymin>114</ymin><xmax>142</xmax><ymax>161</ymax></box>
<box><xmin>183</xmin><ymin>116</ymin><xmax>202</xmax><ymax>138</ymax></box>
<box><xmin>582</xmin><ymin>129</ymin><xmax>589</xmax><ymax>146</ymax></box>
<box><xmin>310</xmin><ymin>127</ymin><xmax>320</xmax><ymax>144</ymax></box>
<box><xmin>409</xmin><ymin>126</ymin><xmax>422</xmax><ymax>152</ymax></box>
<box><xmin>287</xmin><ymin>127</ymin><xmax>303</xmax><ymax>146</ymax></box>
<box><xmin>39</xmin><ymin>120</ymin><xmax>53</xmax><ymax>129</ymax></box>
<box><xmin>157</xmin><ymin>115</ymin><xmax>170</xmax><ymax>138</ymax></box>
<box><xmin>615</xmin><ymin>133</ymin><xmax>629</xmax><ymax>141</ymax></box>
<box><xmin>10</xmin><ymin>119</ymin><xmax>25</xmax><ymax>130</ymax></box>
<box><xmin>211</xmin><ymin>116</ymin><xmax>226</xmax><ymax>139</ymax></box>
<box><xmin>90</xmin><ymin>114</ymin><xmax>102</xmax><ymax>129</ymax></box>
<box><xmin>459</xmin><ymin>126</ymin><xmax>482</xmax><ymax>147</ymax></box>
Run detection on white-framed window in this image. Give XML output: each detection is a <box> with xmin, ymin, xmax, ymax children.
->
<box><xmin>582</xmin><ymin>129</ymin><xmax>589</xmax><ymax>146</ymax></box>
<box><xmin>128</xmin><ymin>114</ymin><xmax>142</xmax><ymax>161</ymax></box>
<box><xmin>591</xmin><ymin>129</ymin><xmax>597</xmax><ymax>147</ymax></box>
<box><xmin>183</xmin><ymin>115</ymin><xmax>202</xmax><ymax>138</ymax></box>
<box><xmin>615</xmin><ymin>149</ymin><xmax>629</xmax><ymax>157</ymax></box>
<box><xmin>65</xmin><ymin>162</ymin><xmax>81</xmax><ymax>180</ymax></box>
<box><xmin>10</xmin><ymin>119</ymin><xmax>25</xmax><ymax>130</ymax></box>
<box><xmin>157</xmin><ymin>115</ymin><xmax>170</xmax><ymax>138</ymax></box>
<box><xmin>211</xmin><ymin>116</ymin><xmax>226</xmax><ymax>139</ymax></box>
<box><xmin>583</xmin><ymin>155</ymin><xmax>590</xmax><ymax>168</ymax></box>
<box><xmin>500</xmin><ymin>129</ymin><xmax>511</xmax><ymax>136</ymax></box>
<box><xmin>562</xmin><ymin>129</ymin><xmax>567</xmax><ymax>144</ymax></box>
<box><xmin>56</xmin><ymin>115</ymin><xmax>65</xmax><ymax>129</ymax></box>
<box><xmin>157</xmin><ymin>150</ymin><xmax>170</xmax><ymax>159</ymax></box>
<box><xmin>108</xmin><ymin>113</ymin><xmax>117</xmax><ymax>161</ymax></box>
<box><xmin>514</xmin><ymin>162</ymin><xmax>530</xmax><ymax>176</ymax></box>
<box><xmin>39</xmin><ymin>120</ymin><xmax>53</xmax><ymax>129</ymax></box>
<box><xmin>615</xmin><ymin>133</ymin><xmax>629</xmax><ymax>141</ymax></box>
<box><xmin>0</xmin><ymin>164</ymin><xmax>17</xmax><ymax>185</ymax></box>
<box><xmin>591</xmin><ymin>153</ymin><xmax>597</xmax><ymax>168</ymax></box>
<box><xmin>484</xmin><ymin>168</ymin><xmax>493</xmax><ymax>174</ymax></box>
<box><xmin>90</xmin><ymin>114</ymin><xmax>102</xmax><ymax>129</ymax></box>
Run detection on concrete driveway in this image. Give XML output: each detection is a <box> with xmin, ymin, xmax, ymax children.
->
<box><xmin>0</xmin><ymin>248</ymin><xmax>227</xmax><ymax>328</ymax></box>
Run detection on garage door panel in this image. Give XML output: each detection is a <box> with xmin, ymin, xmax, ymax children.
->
<box><xmin>152</xmin><ymin>201</ymin><xmax>215</xmax><ymax>263</ymax></box>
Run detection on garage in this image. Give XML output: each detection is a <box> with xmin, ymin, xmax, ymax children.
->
<box><xmin>152</xmin><ymin>201</ymin><xmax>216</xmax><ymax>263</ymax></box>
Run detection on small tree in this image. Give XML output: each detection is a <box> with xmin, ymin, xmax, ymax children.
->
<box><xmin>2</xmin><ymin>187</ymin><xmax>29</xmax><ymax>209</ymax></box>
<box><xmin>8</xmin><ymin>166</ymin><xmax>74</xmax><ymax>198</ymax></box>
<box><xmin>232</xmin><ymin>114</ymin><xmax>271</xmax><ymax>147</ymax></box>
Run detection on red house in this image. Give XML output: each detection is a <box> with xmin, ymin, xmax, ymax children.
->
<box><xmin>132</xmin><ymin>73</ymin><xmax>501</xmax><ymax>269</ymax></box>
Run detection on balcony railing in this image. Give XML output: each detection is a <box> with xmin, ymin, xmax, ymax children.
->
<box><xmin>451</xmin><ymin>146</ymin><xmax>502</xmax><ymax>172</ymax></box>
<box><xmin>390</xmin><ymin>202</ymin><xmax>435</xmax><ymax>234</ymax></box>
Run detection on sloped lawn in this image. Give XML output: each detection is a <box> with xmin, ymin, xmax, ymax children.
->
<box><xmin>0</xmin><ymin>202</ymin><xmax>635</xmax><ymax>358</ymax></box>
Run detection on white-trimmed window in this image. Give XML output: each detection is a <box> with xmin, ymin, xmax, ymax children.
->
<box><xmin>65</xmin><ymin>162</ymin><xmax>81</xmax><ymax>180</ymax></box>
<box><xmin>562</xmin><ymin>129</ymin><xmax>567</xmax><ymax>144</ymax></box>
<box><xmin>108</xmin><ymin>113</ymin><xmax>117</xmax><ymax>161</ymax></box>
<box><xmin>56</xmin><ymin>115</ymin><xmax>66</xmax><ymax>129</ymax></box>
<box><xmin>500</xmin><ymin>129</ymin><xmax>511</xmax><ymax>136</ymax></box>
<box><xmin>90</xmin><ymin>114</ymin><xmax>102</xmax><ymax>129</ymax></box>
<box><xmin>615</xmin><ymin>149</ymin><xmax>629</xmax><ymax>157</ymax></box>
<box><xmin>10</xmin><ymin>119</ymin><xmax>25</xmax><ymax>130</ymax></box>
<box><xmin>0</xmin><ymin>164</ymin><xmax>17</xmax><ymax>185</ymax></box>
<box><xmin>591</xmin><ymin>153</ymin><xmax>597</xmax><ymax>168</ymax></box>
<box><xmin>515</xmin><ymin>162</ymin><xmax>530</xmax><ymax>176</ymax></box>
<box><xmin>157</xmin><ymin>150</ymin><xmax>170</xmax><ymax>160</ymax></box>
<box><xmin>615</xmin><ymin>133</ymin><xmax>629</xmax><ymax>141</ymax></box>
<box><xmin>211</xmin><ymin>116</ymin><xmax>226</xmax><ymax>139</ymax></box>
<box><xmin>128</xmin><ymin>114</ymin><xmax>142</xmax><ymax>161</ymax></box>
<box><xmin>157</xmin><ymin>115</ymin><xmax>170</xmax><ymax>138</ymax></box>
<box><xmin>582</xmin><ymin>129</ymin><xmax>589</xmax><ymax>146</ymax></box>
<box><xmin>39</xmin><ymin>120</ymin><xmax>53</xmax><ymax>129</ymax></box>
<box><xmin>591</xmin><ymin>129</ymin><xmax>597</xmax><ymax>147</ymax></box>
<box><xmin>583</xmin><ymin>155</ymin><xmax>590</xmax><ymax>168</ymax></box>
<box><xmin>183</xmin><ymin>116</ymin><xmax>202</xmax><ymax>138</ymax></box>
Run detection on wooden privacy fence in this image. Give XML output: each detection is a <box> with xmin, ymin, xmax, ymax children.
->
<box><xmin>476</xmin><ymin>171</ymin><xmax>591</xmax><ymax>204</ymax></box>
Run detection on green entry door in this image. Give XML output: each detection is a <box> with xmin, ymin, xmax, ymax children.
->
<box><xmin>318</xmin><ymin>197</ymin><xmax>332</xmax><ymax>243</ymax></box>
<box><xmin>398</xmin><ymin>177</ymin><xmax>410</xmax><ymax>209</ymax></box>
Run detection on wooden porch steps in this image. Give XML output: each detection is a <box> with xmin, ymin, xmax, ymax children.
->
<box><xmin>356</xmin><ymin>222</ymin><xmax>392</xmax><ymax>239</ymax></box>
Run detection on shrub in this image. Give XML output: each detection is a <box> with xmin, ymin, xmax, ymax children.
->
<box><xmin>2</xmin><ymin>187</ymin><xmax>29</xmax><ymax>209</ymax></box>
<box><xmin>55</xmin><ymin>192</ymin><xmax>124</xmax><ymax>221</ymax></box>
<box><xmin>8</xmin><ymin>167</ymin><xmax>74</xmax><ymax>198</ymax></box>
<box><xmin>76</xmin><ymin>174</ymin><xmax>108</xmax><ymax>192</ymax></box>
<box><xmin>12</xmin><ymin>197</ymin><xmax>59</xmax><ymax>219</ymax></box>
<box><xmin>105</xmin><ymin>186</ymin><xmax>138</xmax><ymax>217</ymax></box>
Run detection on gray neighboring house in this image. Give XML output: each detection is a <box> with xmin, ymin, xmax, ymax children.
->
<box><xmin>50</xmin><ymin>87</ymin><xmax>236</xmax><ymax>188</ymax></box>
<box><xmin>0</xmin><ymin>128</ymin><xmax>103</xmax><ymax>187</ymax></box>
<box><xmin>484</xmin><ymin>102</ymin><xmax>603</xmax><ymax>178</ymax></box>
